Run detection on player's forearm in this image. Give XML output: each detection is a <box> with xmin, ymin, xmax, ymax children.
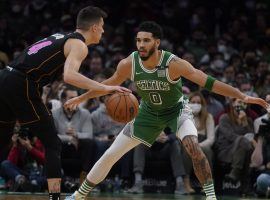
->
<box><xmin>79</xmin><ymin>77</ymin><xmax>120</xmax><ymax>100</ymax></box>
<box><xmin>211</xmin><ymin>80</ymin><xmax>246</xmax><ymax>100</ymax></box>
<box><xmin>64</xmin><ymin>71</ymin><xmax>107</xmax><ymax>91</ymax></box>
<box><xmin>77</xmin><ymin>90</ymin><xmax>107</xmax><ymax>102</ymax></box>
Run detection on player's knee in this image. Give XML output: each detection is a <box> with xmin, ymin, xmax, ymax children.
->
<box><xmin>102</xmin><ymin>148</ymin><xmax>120</xmax><ymax>164</ymax></box>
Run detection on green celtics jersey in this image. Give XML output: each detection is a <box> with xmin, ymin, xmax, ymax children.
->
<box><xmin>131</xmin><ymin>50</ymin><xmax>183</xmax><ymax>112</ymax></box>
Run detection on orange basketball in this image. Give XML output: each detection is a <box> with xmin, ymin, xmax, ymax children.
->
<box><xmin>105</xmin><ymin>92</ymin><xmax>139</xmax><ymax>123</ymax></box>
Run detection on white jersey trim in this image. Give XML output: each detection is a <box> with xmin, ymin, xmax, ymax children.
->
<box><xmin>129</xmin><ymin>120</ymin><xmax>152</xmax><ymax>147</ymax></box>
<box><xmin>166</xmin><ymin>54</ymin><xmax>181</xmax><ymax>84</ymax></box>
<box><xmin>138</xmin><ymin>50</ymin><xmax>164</xmax><ymax>73</ymax></box>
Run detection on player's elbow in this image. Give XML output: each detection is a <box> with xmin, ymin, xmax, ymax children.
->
<box><xmin>63</xmin><ymin>71</ymin><xmax>73</xmax><ymax>84</ymax></box>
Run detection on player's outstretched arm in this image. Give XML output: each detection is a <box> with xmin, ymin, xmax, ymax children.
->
<box><xmin>64</xmin><ymin>57</ymin><xmax>132</xmax><ymax>110</ymax></box>
<box><xmin>63</xmin><ymin>39</ymin><xmax>129</xmax><ymax>94</ymax></box>
<box><xmin>169</xmin><ymin>56</ymin><xmax>269</xmax><ymax>109</ymax></box>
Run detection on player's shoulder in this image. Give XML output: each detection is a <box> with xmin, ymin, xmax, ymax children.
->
<box><xmin>168</xmin><ymin>54</ymin><xmax>190</xmax><ymax>67</ymax></box>
<box><xmin>66</xmin><ymin>38</ymin><xmax>87</xmax><ymax>49</ymax></box>
<box><xmin>64</xmin><ymin>37</ymin><xmax>88</xmax><ymax>56</ymax></box>
<box><xmin>119</xmin><ymin>54</ymin><xmax>132</xmax><ymax>66</ymax></box>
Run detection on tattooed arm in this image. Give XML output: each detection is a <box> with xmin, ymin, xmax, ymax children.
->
<box><xmin>168</xmin><ymin>56</ymin><xmax>269</xmax><ymax>109</ymax></box>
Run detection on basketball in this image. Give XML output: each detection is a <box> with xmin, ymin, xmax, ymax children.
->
<box><xmin>105</xmin><ymin>92</ymin><xmax>139</xmax><ymax>123</ymax></box>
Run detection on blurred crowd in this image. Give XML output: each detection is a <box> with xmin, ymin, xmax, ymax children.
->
<box><xmin>0</xmin><ymin>0</ymin><xmax>270</xmax><ymax>198</ymax></box>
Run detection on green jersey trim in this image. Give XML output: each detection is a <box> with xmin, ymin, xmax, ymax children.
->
<box><xmin>138</xmin><ymin>50</ymin><xmax>165</xmax><ymax>73</ymax></box>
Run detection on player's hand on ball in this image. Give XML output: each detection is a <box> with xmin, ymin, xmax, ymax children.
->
<box><xmin>64</xmin><ymin>96</ymin><xmax>82</xmax><ymax>110</ymax></box>
<box><xmin>243</xmin><ymin>95</ymin><xmax>269</xmax><ymax>109</ymax></box>
<box><xmin>105</xmin><ymin>85</ymin><xmax>131</xmax><ymax>94</ymax></box>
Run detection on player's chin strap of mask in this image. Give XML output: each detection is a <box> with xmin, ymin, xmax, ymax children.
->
<box><xmin>204</xmin><ymin>75</ymin><xmax>216</xmax><ymax>91</ymax></box>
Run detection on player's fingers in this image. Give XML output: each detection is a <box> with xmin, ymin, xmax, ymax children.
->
<box><xmin>118</xmin><ymin>87</ymin><xmax>131</xmax><ymax>93</ymax></box>
<box><xmin>72</xmin><ymin>104</ymin><xmax>77</xmax><ymax>111</ymax></box>
<box><xmin>267</xmin><ymin>105</ymin><xmax>270</xmax><ymax>113</ymax></box>
<box><xmin>256</xmin><ymin>98</ymin><xmax>268</xmax><ymax>109</ymax></box>
<box><xmin>258</xmin><ymin>99</ymin><xmax>268</xmax><ymax>109</ymax></box>
<box><xmin>64</xmin><ymin>101</ymin><xmax>70</xmax><ymax>107</ymax></box>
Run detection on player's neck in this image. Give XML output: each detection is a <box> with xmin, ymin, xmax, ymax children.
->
<box><xmin>141</xmin><ymin>50</ymin><xmax>161</xmax><ymax>70</ymax></box>
<box><xmin>75</xmin><ymin>29</ymin><xmax>95</xmax><ymax>45</ymax></box>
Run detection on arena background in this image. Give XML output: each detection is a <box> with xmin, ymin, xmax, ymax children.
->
<box><xmin>0</xmin><ymin>0</ymin><xmax>270</xmax><ymax>199</ymax></box>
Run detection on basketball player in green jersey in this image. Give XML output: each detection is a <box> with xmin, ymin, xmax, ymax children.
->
<box><xmin>65</xmin><ymin>21</ymin><xmax>269</xmax><ymax>200</ymax></box>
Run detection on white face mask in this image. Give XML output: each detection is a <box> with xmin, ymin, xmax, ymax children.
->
<box><xmin>188</xmin><ymin>103</ymin><xmax>202</xmax><ymax>114</ymax></box>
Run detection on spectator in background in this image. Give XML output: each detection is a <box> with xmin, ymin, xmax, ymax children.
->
<box><xmin>201</xmin><ymin>89</ymin><xmax>225</xmax><ymax>121</ymax></box>
<box><xmin>210</xmin><ymin>52</ymin><xmax>227</xmax><ymax>75</ymax></box>
<box><xmin>256</xmin><ymin>72</ymin><xmax>270</xmax><ymax>98</ymax></box>
<box><xmin>52</xmin><ymin>86</ymin><xmax>95</xmax><ymax>183</ymax></box>
<box><xmin>242</xmin><ymin>50</ymin><xmax>258</xmax><ymax>75</ymax></box>
<box><xmin>128</xmin><ymin>129</ymin><xmax>187</xmax><ymax>195</ymax></box>
<box><xmin>235</xmin><ymin>71</ymin><xmax>249</xmax><ymax>88</ymax></box>
<box><xmin>253</xmin><ymin>137</ymin><xmax>270</xmax><ymax>198</ymax></box>
<box><xmin>239</xmin><ymin>80</ymin><xmax>259</xmax><ymax>98</ymax></box>
<box><xmin>220</xmin><ymin>65</ymin><xmax>235</xmax><ymax>85</ymax></box>
<box><xmin>83</xmin><ymin>56</ymin><xmax>104</xmax><ymax>79</ymax></box>
<box><xmin>183</xmin><ymin>92</ymin><xmax>215</xmax><ymax>191</ymax></box>
<box><xmin>214</xmin><ymin>98</ymin><xmax>254</xmax><ymax>185</ymax></box>
<box><xmin>229</xmin><ymin>54</ymin><xmax>243</xmax><ymax>70</ymax></box>
<box><xmin>83</xmin><ymin>74</ymin><xmax>106</xmax><ymax>113</ymax></box>
<box><xmin>239</xmin><ymin>80</ymin><xmax>261</xmax><ymax>116</ymax></box>
<box><xmin>251</xmin><ymin>95</ymin><xmax>270</xmax><ymax>197</ymax></box>
<box><xmin>256</xmin><ymin>60</ymin><xmax>269</xmax><ymax>80</ymax></box>
<box><xmin>41</xmin><ymin>79</ymin><xmax>65</xmax><ymax>111</ymax></box>
<box><xmin>184</xmin><ymin>28</ymin><xmax>207</xmax><ymax>61</ymax></box>
<box><xmin>0</xmin><ymin>126</ymin><xmax>46</xmax><ymax>192</ymax></box>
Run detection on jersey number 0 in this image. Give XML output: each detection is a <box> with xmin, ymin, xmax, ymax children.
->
<box><xmin>149</xmin><ymin>92</ymin><xmax>162</xmax><ymax>105</ymax></box>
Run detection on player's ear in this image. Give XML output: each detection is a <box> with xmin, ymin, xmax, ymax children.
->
<box><xmin>156</xmin><ymin>39</ymin><xmax>160</xmax><ymax>48</ymax></box>
<box><xmin>89</xmin><ymin>24</ymin><xmax>97</xmax><ymax>32</ymax></box>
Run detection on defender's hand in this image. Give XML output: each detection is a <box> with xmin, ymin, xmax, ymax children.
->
<box><xmin>243</xmin><ymin>96</ymin><xmax>269</xmax><ymax>109</ymax></box>
<box><xmin>64</xmin><ymin>96</ymin><xmax>83</xmax><ymax>111</ymax></box>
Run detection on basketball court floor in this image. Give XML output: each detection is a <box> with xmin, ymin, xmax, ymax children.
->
<box><xmin>0</xmin><ymin>193</ymin><xmax>260</xmax><ymax>200</ymax></box>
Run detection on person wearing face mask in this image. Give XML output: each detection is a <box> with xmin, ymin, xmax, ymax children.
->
<box><xmin>183</xmin><ymin>92</ymin><xmax>215</xmax><ymax>193</ymax></box>
<box><xmin>214</xmin><ymin>98</ymin><xmax>254</xmax><ymax>194</ymax></box>
<box><xmin>240</xmin><ymin>80</ymin><xmax>259</xmax><ymax>98</ymax></box>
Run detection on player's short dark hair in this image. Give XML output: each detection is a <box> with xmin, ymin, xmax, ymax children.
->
<box><xmin>76</xmin><ymin>6</ymin><xmax>107</xmax><ymax>30</ymax></box>
<box><xmin>138</xmin><ymin>21</ymin><xmax>163</xmax><ymax>39</ymax></box>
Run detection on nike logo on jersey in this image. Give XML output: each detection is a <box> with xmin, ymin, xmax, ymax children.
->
<box><xmin>135</xmin><ymin>72</ymin><xmax>143</xmax><ymax>75</ymax></box>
